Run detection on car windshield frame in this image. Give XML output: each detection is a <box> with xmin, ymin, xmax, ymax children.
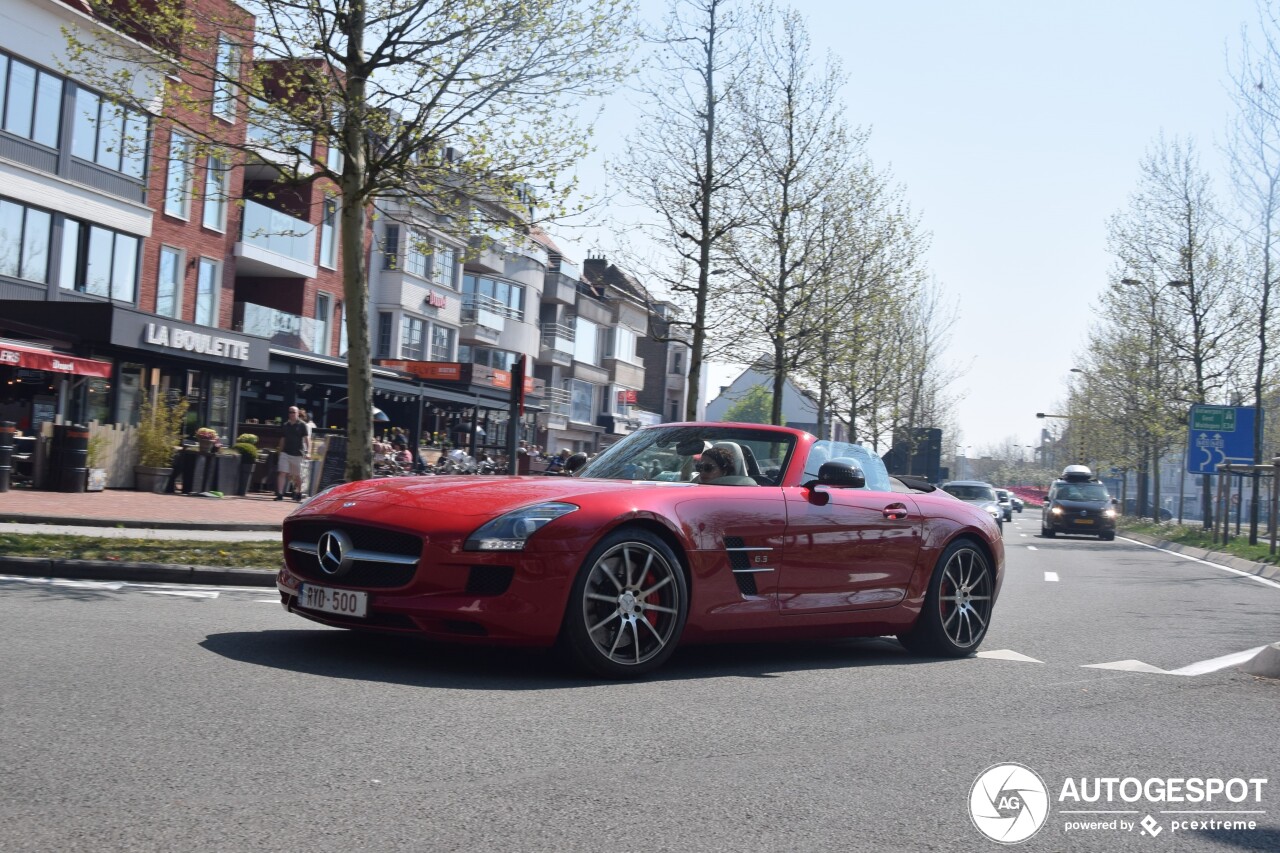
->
<box><xmin>578</xmin><ymin>424</ymin><xmax>799</xmax><ymax>484</ymax></box>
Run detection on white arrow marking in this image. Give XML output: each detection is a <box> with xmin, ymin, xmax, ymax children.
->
<box><xmin>1083</xmin><ymin>646</ymin><xmax>1268</xmax><ymax>676</ymax></box>
<box><xmin>977</xmin><ymin>649</ymin><xmax>1044</xmax><ymax>663</ymax></box>
<box><xmin>1045</xmin><ymin>572</ymin><xmax>1059</xmax><ymax>582</ymax></box>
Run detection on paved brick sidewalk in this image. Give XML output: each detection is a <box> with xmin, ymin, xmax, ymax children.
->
<box><xmin>0</xmin><ymin>487</ymin><xmax>296</xmax><ymax>529</ymax></box>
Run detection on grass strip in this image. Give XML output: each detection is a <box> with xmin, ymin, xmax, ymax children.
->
<box><xmin>0</xmin><ymin>533</ymin><xmax>282</xmax><ymax>570</ymax></box>
<box><xmin>1119</xmin><ymin>519</ymin><xmax>1280</xmax><ymax>566</ymax></box>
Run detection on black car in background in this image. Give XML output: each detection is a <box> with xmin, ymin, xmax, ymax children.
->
<box><xmin>1042</xmin><ymin>465</ymin><xmax>1117</xmax><ymax>540</ymax></box>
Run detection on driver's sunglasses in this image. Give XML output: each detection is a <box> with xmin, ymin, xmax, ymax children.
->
<box><xmin>695</xmin><ymin>462</ymin><xmax>719</xmax><ymax>473</ymax></box>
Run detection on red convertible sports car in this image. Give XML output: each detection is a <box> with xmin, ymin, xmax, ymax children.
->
<box><xmin>278</xmin><ymin>423</ymin><xmax>1005</xmax><ymax>677</ymax></box>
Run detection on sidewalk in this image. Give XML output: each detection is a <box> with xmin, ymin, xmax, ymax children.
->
<box><xmin>0</xmin><ymin>487</ymin><xmax>296</xmax><ymax>530</ymax></box>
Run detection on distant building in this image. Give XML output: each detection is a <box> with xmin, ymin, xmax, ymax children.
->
<box><xmin>705</xmin><ymin>361</ymin><xmax>846</xmax><ymax>440</ymax></box>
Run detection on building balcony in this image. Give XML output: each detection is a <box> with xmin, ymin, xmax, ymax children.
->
<box><xmin>538</xmin><ymin>321</ymin><xmax>575</xmax><ymax>366</ymax></box>
<box><xmin>665</xmin><ymin>372</ymin><xmax>686</xmax><ymax>393</ymax></box>
<box><xmin>234</xmin><ymin>302</ymin><xmax>322</xmax><ymax>353</ymax></box>
<box><xmin>466</xmin><ymin>235</ymin><xmax>505</xmax><ymax>275</ymax></box>
<box><xmin>604</xmin><ymin>357</ymin><xmax>646</xmax><ymax>389</ymax></box>
<box><xmin>234</xmin><ymin>201</ymin><xmax>318</xmax><ymax>278</ymax></box>
<box><xmin>542</xmin><ymin>271</ymin><xmax>578</xmax><ymax>306</ymax></box>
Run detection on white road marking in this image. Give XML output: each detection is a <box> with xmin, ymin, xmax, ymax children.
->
<box><xmin>1027</xmin><ymin>546</ymin><xmax>1038</xmax><ymax>551</ymax></box>
<box><xmin>1044</xmin><ymin>572</ymin><xmax>1059</xmax><ymax>582</ymax></box>
<box><xmin>143</xmin><ymin>589</ymin><xmax>219</xmax><ymax>599</ymax></box>
<box><xmin>1083</xmin><ymin>646</ymin><xmax>1269</xmax><ymax>676</ymax></box>
<box><xmin>0</xmin><ymin>575</ymin><xmax>266</xmax><ymax>595</ymax></box>
<box><xmin>1118</xmin><ymin>537</ymin><xmax>1280</xmax><ymax>590</ymax></box>
<box><xmin>256</xmin><ymin>598</ymin><xmax>280</xmax><ymax>603</ymax></box>
<box><xmin>48</xmin><ymin>579</ymin><xmax>125</xmax><ymax>591</ymax></box>
<box><xmin>977</xmin><ymin>649</ymin><xmax>1043</xmax><ymax>663</ymax></box>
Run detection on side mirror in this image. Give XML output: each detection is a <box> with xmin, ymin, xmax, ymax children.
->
<box><xmin>806</xmin><ymin>460</ymin><xmax>865</xmax><ymax>490</ymax></box>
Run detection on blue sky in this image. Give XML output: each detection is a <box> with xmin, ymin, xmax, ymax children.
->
<box><xmin>554</xmin><ymin>0</ymin><xmax>1261</xmax><ymax>453</ymax></box>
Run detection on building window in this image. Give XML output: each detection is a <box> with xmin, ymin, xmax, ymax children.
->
<box><xmin>319</xmin><ymin>196</ymin><xmax>338</xmax><ymax>268</ymax></box>
<box><xmin>212</xmin><ymin>37</ymin><xmax>239</xmax><ymax>121</ymax></box>
<box><xmin>339</xmin><ymin>303</ymin><xmax>348</xmax><ymax>357</ymax></box>
<box><xmin>573</xmin><ymin>316</ymin><xmax>599</xmax><ymax>365</ymax></box>
<box><xmin>156</xmin><ymin>246</ymin><xmax>182</xmax><ymax>318</ymax></box>
<box><xmin>71</xmin><ymin>86</ymin><xmax>147</xmax><ymax>178</ymax></box>
<box><xmin>672</xmin><ymin>350</ymin><xmax>683</xmax><ymax>374</ymax></box>
<box><xmin>202</xmin><ymin>155</ymin><xmax>228</xmax><ymax>232</ymax></box>
<box><xmin>430</xmin><ymin>324</ymin><xmax>455</xmax><ymax>361</ymax></box>
<box><xmin>195</xmin><ymin>258</ymin><xmax>219</xmax><ymax>326</ymax></box>
<box><xmin>1</xmin><ymin>55</ymin><xmax>62</xmax><ymax>149</ymax></box>
<box><xmin>0</xmin><ymin>198</ymin><xmax>51</xmax><ymax>283</ymax></box>
<box><xmin>668</xmin><ymin>399</ymin><xmax>680</xmax><ymax>422</ymax></box>
<box><xmin>377</xmin><ymin>312</ymin><xmax>392</xmax><ymax>359</ymax></box>
<box><xmin>314</xmin><ymin>292</ymin><xmax>331</xmax><ymax>356</ymax></box>
<box><xmin>165</xmin><ymin>132</ymin><xmax>192</xmax><ymax>219</ymax></box>
<box><xmin>434</xmin><ymin>245</ymin><xmax>456</xmax><ymax>287</ymax></box>
<box><xmin>401</xmin><ymin>315</ymin><xmax>425</xmax><ymax>359</ymax></box>
<box><xmin>570</xmin><ymin>380</ymin><xmax>594</xmax><ymax>424</ymax></box>
<box><xmin>382</xmin><ymin>225</ymin><xmax>399</xmax><ymax>270</ymax></box>
<box><xmin>405</xmin><ymin>228</ymin><xmax>429</xmax><ymax>278</ymax></box>
<box><xmin>58</xmin><ymin>218</ymin><xmax>138</xmax><ymax>302</ymax></box>
<box><xmin>609</xmin><ymin>327</ymin><xmax>637</xmax><ymax>363</ymax></box>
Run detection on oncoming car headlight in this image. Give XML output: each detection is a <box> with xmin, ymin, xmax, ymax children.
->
<box><xmin>1050</xmin><ymin>506</ymin><xmax>1064</xmax><ymax>515</ymax></box>
<box><xmin>1103</xmin><ymin>508</ymin><xmax>1116</xmax><ymax>518</ymax></box>
<box><xmin>464</xmin><ymin>502</ymin><xmax>578</xmax><ymax>551</ymax></box>
<box><xmin>985</xmin><ymin>506</ymin><xmax>1000</xmax><ymax>519</ymax></box>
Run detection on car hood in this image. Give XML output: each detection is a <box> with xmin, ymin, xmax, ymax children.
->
<box><xmin>293</xmin><ymin>475</ymin><xmax>696</xmax><ymax>522</ymax></box>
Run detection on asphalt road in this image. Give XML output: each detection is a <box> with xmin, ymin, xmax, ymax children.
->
<box><xmin>1</xmin><ymin>511</ymin><xmax>1277</xmax><ymax>853</ymax></box>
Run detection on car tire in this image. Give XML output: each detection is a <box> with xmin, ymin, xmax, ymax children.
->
<box><xmin>560</xmin><ymin>527</ymin><xmax>689</xmax><ymax>679</ymax></box>
<box><xmin>1042</xmin><ymin>526</ymin><xmax>1055</xmax><ymax>538</ymax></box>
<box><xmin>1100</xmin><ymin>532</ymin><xmax>1115</xmax><ymax>541</ymax></box>
<box><xmin>898</xmin><ymin>538</ymin><xmax>995</xmax><ymax>657</ymax></box>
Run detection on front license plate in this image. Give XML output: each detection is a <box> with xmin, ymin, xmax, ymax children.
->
<box><xmin>1073</xmin><ymin>519</ymin><xmax>1095</xmax><ymax>526</ymax></box>
<box><xmin>297</xmin><ymin>583</ymin><xmax>367</xmax><ymax>618</ymax></box>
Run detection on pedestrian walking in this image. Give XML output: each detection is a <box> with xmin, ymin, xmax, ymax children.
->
<box><xmin>275</xmin><ymin>406</ymin><xmax>311</xmax><ymax>501</ymax></box>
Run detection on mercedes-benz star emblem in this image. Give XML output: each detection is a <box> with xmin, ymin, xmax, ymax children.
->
<box><xmin>317</xmin><ymin>529</ymin><xmax>354</xmax><ymax>577</ymax></box>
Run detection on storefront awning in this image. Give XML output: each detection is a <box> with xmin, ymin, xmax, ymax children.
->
<box><xmin>0</xmin><ymin>341</ymin><xmax>112</xmax><ymax>378</ymax></box>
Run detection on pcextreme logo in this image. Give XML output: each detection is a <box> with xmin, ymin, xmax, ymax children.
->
<box><xmin>969</xmin><ymin>763</ymin><xmax>1270</xmax><ymax>844</ymax></box>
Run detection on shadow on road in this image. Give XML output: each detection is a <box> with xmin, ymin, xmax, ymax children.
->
<box><xmin>199</xmin><ymin>629</ymin><xmax>940</xmax><ymax>689</ymax></box>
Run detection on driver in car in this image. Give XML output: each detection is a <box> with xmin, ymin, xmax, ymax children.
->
<box><xmin>694</xmin><ymin>446</ymin><xmax>734</xmax><ymax>484</ymax></box>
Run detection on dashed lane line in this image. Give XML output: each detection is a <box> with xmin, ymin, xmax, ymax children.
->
<box><xmin>1045</xmin><ymin>572</ymin><xmax>1059</xmax><ymax>582</ymax></box>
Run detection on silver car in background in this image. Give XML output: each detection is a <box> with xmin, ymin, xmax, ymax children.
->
<box><xmin>941</xmin><ymin>480</ymin><xmax>1005</xmax><ymax>532</ymax></box>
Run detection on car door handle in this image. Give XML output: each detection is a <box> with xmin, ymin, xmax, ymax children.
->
<box><xmin>883</xmin><ymin>503</ymin><xmax>909</xmax><ymax>520</ymax></box>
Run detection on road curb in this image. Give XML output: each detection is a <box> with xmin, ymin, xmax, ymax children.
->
<box><xmin>1121</xmin><ymin>531</ymin><xmax>1280</xmax><ymax>582</ymax></box>
<box><xmin>0</xmin><ymin>513</ymin><xmax>281</xmax><ymax>531</ymax></box>
<box><xmin>0</xmin><ymin>555</ymin><xmax>278</xmax><ymax>587</ymax></box>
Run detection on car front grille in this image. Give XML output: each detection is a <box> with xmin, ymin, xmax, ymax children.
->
<box><xmin>285</xmin><ymin>520</ymin><xmax>423</xmax><ymax>588</ymax></box>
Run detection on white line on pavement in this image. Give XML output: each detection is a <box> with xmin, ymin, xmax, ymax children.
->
<box><xmin>1045</xmin><ymin>572</ymin><xmax>1059</xmax><ymax>582</ymax></box>
<box><xmin>1117</xmin><ymin>537</ymin><xmax>1280</xmax><ymax>590</ymax></box>
<box><xmin>1027</xmin><ymin>546</ymin><xmax>1038</xmax><ymax>551</ymax></box>
<box><xmin>977</xmin><ymin>649</ymin><xmax>1043</xmax><ymax>663</ymax></box>
<box><xmin>143</xmin><ymin>589</ymin><xmax>220</xmax><ymax>599</ymax></box>
<box><xmin>1083</xmin><ymin>646</ymin><xmax>1269</xmax><ymax>676</ymax></box>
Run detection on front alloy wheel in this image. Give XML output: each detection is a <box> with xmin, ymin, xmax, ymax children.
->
<box><xmin>899</xmin><ymin>539</ymin><xmax>995</xmax><ymax>657</ymax></box>
<box><xmin>562</xmin><ymin>528</ymin><xmax>688</xmax><ymax>678</ymax></box>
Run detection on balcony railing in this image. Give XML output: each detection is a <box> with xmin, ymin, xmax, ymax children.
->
<box><xmin>542</xmin><ymin>385</ymin><xmax>572</xmax><ymax>417</ymax></box>
<box><xmin>239</xmin><ymin>200</ymin><xmax>315</xmax><ymax>265</ymax></box>
<box><xmin>235</xmin><ymin>302</ymin><xmax>318</xmax><ymax>352</ymax></box>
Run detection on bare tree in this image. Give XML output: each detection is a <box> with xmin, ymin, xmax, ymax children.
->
<box><xmin>720</xmin><ymin>7</ymin><xmax>869</xmax><ymax>426</ymax></box>
<box><xmin>66</xmin><ymin>0</ymin><xmax>631</xmax><ymax>479</ymax></box>
<box><xmin>613</xmin><ymin>0</ymin><xmax>760</xmax><ymax>420</ymax></box>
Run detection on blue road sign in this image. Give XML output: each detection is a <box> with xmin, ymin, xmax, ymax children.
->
<box><xmin>1186</xmin><ymin>405</ymin><xmax>1259</xmax><ymax>474</ymax></box>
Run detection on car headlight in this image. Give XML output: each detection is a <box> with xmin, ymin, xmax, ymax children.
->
<box><xmin>1050</xmin><ymin>506</ymin><xmax>1063</xmax><ymax>515</ymax></box>
<box><xmin>986</xmin><ymin>506</ymin><xmax>1000</xmax><ymax>518</ymax></box>
<box><xmin>464</xmin><ymin>502</ymin><xmax>578</xmax><ymax>551</ymax></box>
<box><xmin>1103</xmin><ymin>508</ymin><xmax>1116</xmax><ymax>518</ymax></box>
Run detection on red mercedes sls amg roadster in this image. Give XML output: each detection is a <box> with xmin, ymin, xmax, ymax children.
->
<box><xmin>279</xmin><ymin>423</ymin><xmax>1004</xmax><ymax>677</ymax></box>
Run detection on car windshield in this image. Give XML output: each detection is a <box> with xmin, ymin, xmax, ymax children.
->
<box><xmin>579</xmin><ymin>425</ymin><xmax>797</xmax><ymax>484</ymax></box>
<box><xmin>1057</xmin><ymin>484</ymin><xmax>1109</xmax><ymax>501</ymax></box>
<box><xmin>944</xmin><ymin>484</ymin><xmax>996</xmax><ymax>501</ymax></box>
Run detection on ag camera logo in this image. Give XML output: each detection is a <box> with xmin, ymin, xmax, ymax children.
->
<box><xmin>970</xmin><ymin>763</ymin><xmax>1051</xmax><ymax>844</ymax></box>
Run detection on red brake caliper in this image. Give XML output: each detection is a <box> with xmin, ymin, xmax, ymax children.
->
<box><xmin>641</xmin><ymin>571</ymin><xmax>660</xmax><ymax>628</ymax></box>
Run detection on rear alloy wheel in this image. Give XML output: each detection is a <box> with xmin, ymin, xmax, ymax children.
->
<box><xmin>561</xmin><ymin>528</ymin><xmax>688</xmax><ymax>678</ymax></box>
<box><xmin>899</xmin><ymin>539</ymin><xmax>995</xmax><ymax>657</ymax></box>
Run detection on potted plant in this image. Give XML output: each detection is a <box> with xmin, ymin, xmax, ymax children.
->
<box><xmin>195</xmin><ymin>426</ymin><xmax>218</xmax><ymax>453</ymax></box>
<box><xmin>231</xmin><ymin>433</ymin><xmax>259</xmax><ymax>496</ymax></box>
<box><xmin>134</xmin><ymin>395</ymin><xmax>188</xmax><ymax>492</ymax></box>
<box><xmin>86</xmin><ymin>432</ymin><xmax>108</xmax><ymax>492</ymax></box>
